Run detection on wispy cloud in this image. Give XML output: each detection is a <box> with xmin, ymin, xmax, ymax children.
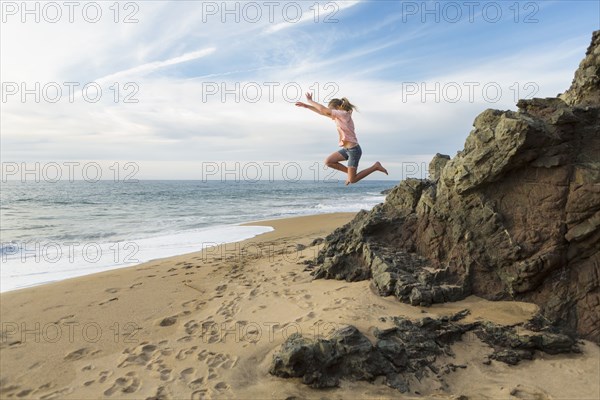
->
<box><xmin>264</xmin><ymin>1</ymin><xmax>361</xmax><ymax>34</ymax></box>
<box><xmin>96</xmin><ymin>47</ymin><xmax>217</xmax><ymax>84</ymax></box>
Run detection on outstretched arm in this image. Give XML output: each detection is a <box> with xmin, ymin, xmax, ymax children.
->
<box><xmin>295</xmin><ymin>92</ymin><xmax>332</xmax><ymax>118</ymax></box>
<box><xmin>295</xmin><ymin>102</ymin><xmax>322</xmax><ymax>115</ymax></box>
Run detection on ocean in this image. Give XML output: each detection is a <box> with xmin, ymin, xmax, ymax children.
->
<box><xmin>0</xmin><ymin>180</ymin><xmax>392</xmax><ymax>292</ymax></box>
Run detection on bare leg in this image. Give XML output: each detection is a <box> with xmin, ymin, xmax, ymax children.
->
<box><xmin>324</xmin><ymin>151</ymin><xmax>348</xmax><ymax>174</ymax></box>
<box><xmin>346</xmin><ymin>161</ymin><xmax>388</xmax><ymax>185</ymax></box>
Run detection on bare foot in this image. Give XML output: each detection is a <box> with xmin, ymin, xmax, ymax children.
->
<box><xmin>375</xmin><ymin>161</ymin><xmax>388</xmax><ymax>175</ymax></box>
<box><xmin>345</xmin><ymin>180</ymin><xmax>351</xmax><ymax>186</ymax></box>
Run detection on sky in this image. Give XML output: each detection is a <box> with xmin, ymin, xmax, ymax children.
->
<box><xmin>1</xmin><ymin>0</ymin><xmax>599</xmax><ymax>181</ymax></box>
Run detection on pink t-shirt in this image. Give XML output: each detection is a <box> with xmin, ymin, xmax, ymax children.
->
<box><xmin>330</xmin><ymin>109</ymin><xmax>358</xmax><ymax>147</ymax></box>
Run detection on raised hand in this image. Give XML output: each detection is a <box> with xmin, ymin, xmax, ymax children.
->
<box><xmin>295</xmin><ymin>101</ymin><xmax>308</xmax><ymax>108</ymax></box>
<box><xmin>305</xmin><ymin>92</ymin><xmax>313</xmax><ymax>102</ymax></box>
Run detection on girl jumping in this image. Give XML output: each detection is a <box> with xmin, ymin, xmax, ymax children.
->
<box><xmin>295</xmin><ymin>92</ymin><xmax>388</xmax><ymax>185</ymax></box>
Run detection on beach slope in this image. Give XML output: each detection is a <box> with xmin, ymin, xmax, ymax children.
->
<box><xmin>1</xmin><ymin>212</ymin><xmax>598</xmax><ymax>399</ymax></box>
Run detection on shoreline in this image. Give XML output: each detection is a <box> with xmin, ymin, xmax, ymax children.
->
<box><xmin>1</xmin><ymin>211</ymin><xmax>598</xmax><ymax>400</ymax></box>
<box><xmin>0</xmin><ymin>212</ymin><xmax>357</xmax><ymax>294</ymax></box>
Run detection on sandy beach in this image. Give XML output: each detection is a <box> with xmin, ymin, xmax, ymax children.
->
<box><xmin>1</xmin><ymin>212</ymin><xmax>598</xmax><ymax>400</ymax></box>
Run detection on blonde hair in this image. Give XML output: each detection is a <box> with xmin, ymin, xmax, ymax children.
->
<box><xmin>328</xmin><ymin>97</ymin><xmax>357</xmax><ymax>112</ymax></box>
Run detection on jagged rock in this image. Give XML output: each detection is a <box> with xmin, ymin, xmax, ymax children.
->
<box><xmin>560</xmin><ymin>30</ymin><xmax>600</xmax><ymax>106</ymax></box>
<box><xmin>475</xmin><ymin>321</ymin><xmax>579</xmax><ymax>364</ymax></box>
<box><xmin>489</xmin><ymin>349</ymin><xmax>533</xmax><ymax>365</ymax></box>
<box><xmin>312</xmin><ymin>31</ymin><xmax>600</xmax><ymax>343</ymax></box>
<box><xmin>269</xmin><ymin>325</ymin><xmax>398</xmax><ymax>390</ymax></box>
<box><xmin>270</xmin><ymin>312</ymin><xmax>580</xmax><ymax>391</ymax></box>
<box><xmin>429</xmin><ymin>153</ymin><xmax>451</xmax><ymax>181</ymax></box>
<box><xmin>270</xmin><ymin>312</ymin><xmax>474</xmax><ymax>392</ymax></box>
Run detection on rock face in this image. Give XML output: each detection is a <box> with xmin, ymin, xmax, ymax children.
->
<box><xmin>312</xmin><ymin>31</ymin><xmax>600</xmax><ymax>343</ymax></box>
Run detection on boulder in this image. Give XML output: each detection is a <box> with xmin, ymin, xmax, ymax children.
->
<box><xmin>270</xmin><ymin>312</ymin><xmax>474</xmax><ymax>392</ymax></box>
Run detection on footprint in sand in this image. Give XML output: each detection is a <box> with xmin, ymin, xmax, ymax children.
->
<box><xmin>251</xmin><ymin>304</ymin><xmax>267</xmax><ymax>314</ymax></box>
<box><xmin>214</xmin><ymin>381</ymin><xmax>230</xmax><ymax>391</ymax></box>
<box><xmin>160</xmin><ymin>347</ymin><xmax>174</xmax><ymax>357</ymax></box>
<box><xmin>324</xmin><ymin>285</ymin><xmax>349</xmax><ymax>295</ymax></box>
<box><xmin>179</xmin><ymin>367</ymin><xmax>195</xmax><ymax>382</ymax></box>
<box><xmin>64</xmin><ymin>347</ymin><xmax>94</xmax><ymax>361</ymax></box>
<box><xmin>29</xmin><ymin>361</ymin><xmax>42</xmax><ymax>370</ymax></box>
<box><xmin>15</xmin><ymin>389</ymin><xmax>33</xmax><ymax>398</ymax></box>
<box><xmin>118</xmin><ymin>343</ymin><xmax>159</xmax><ymax>367</ymax></box>
<box><xmin>175</xmin><ymin>346</ymin><xmax>198</xmax><ymax>360</ymax></box>
<box><xmin>39</xmin><ymin>387</ymin><xmax>74</xmax><ymax>399</ymax></box>
<box><xmin>323</xmin><ymin>298</ymin><xmax>350</xmax><ymax>311</ymax></box>
<box><xmin>37</xmin><ymin>382</ymin><xmax>53</xmax><ymax>391</ymax></box>
<box><xmin>182</xmin><ymin>299</ymin><xmax>199</xmax><ymax>308</ymax></box>
<box><xmin>198</xmin><ymin>351</ymin><xmax>238</xmax><ymax>370</ymax></box>
<box><xmin>158</xmin><ymin>316</ymin><xmax>178</xmax><ymax>327</ymax></box>
<box><xmin>98</xmin><ymin>370</ymin><xmax>112</xmax><ymax>384</ymax></box>
<box><xmin>191</xmin><ymin>388</ymin><xmax>212</xmax><ymax>400</ymax></box>
<box><xmin>53</xmin><ymin>314</ymin><xmax>75</xmax><ymax>324</ymax></box>
<box><xmin>188</xmin><ymin>377</ymin><xmax>205</xmax><ymax>389</ymax></box>
<box><xmin>105</xmin><ymin>288</ymin><xmax>120</xmax><ymax>294</ymax></box>
<box><xmin>103</xmin><ymin>372</ymin><xmax>141</xmax><ymax>396</ymax></box>
<box><xmin>160</xmin><ymin>368</ymin><xmax>172</xmax><ymax>382</ymax></box>
<box><xmin>215</xmin><ymin>284</ymin><xmax>227</xmax><ymax>296</ymax></box>
<box><xmin>510</xmin><ymin>385</ymin><xmax>551</xmax><ymax>400</ymax></box>
<box><xmin>147</xmin><ymin>385</ymin><xmax>171</xmax><ymax>400</ymax></box>
<box><xmin>216</xmin><ymin>297</ymin><xmax>241</xmax><ymax>320</ymax></box>
<box><xmin>197</xmin><ymin>349</ymin><xmax>209</xmax><ymax>362</ymax></box>
<box><xmin>194</xmin><ymin>301</ymin><xmax>207</xmax><ymax>310</ymax></box>
<box><xmin>293</xmin><ymin>294</ymin><xmax>314</xmax><ymax>310</ymax></box>
<box><xmin>99</xmin><ymin>297</ymin><xmax>118</xmax><ymax>306</ymax></box>
<box><xmin>295</xmin><ymin>312</ymin><xmax>316</xmax><ymax>323</ymax></box>
<box><xmin>207</xmin><ymin>353</ymin><xmax>228</xmax><ymax>368</ymax></box>
<box><xmin>199</xmin><ymin>321</ymin><xmax>221</xmax><ymax>344</ymax></box>
<box><xmin>184</xmin><ymin>320</ymin><xmax>200</xmax><ymax>335</ymax></box>
<box><xmin>129</xmin><ymin>282</ymin><xmax>143</xmax><ymax>289</ymax></box>
<box><xmin>42</xmin><ymin>304</ymin><xmax>65</xmax><ymax>311</ymax></box>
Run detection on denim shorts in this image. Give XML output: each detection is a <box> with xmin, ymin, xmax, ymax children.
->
<box><xmin>338</xmin><ymin>144</ymin><xmax>362</xmax><ymax>168</ymax></box>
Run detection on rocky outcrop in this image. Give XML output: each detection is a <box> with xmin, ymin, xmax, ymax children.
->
<box><xmin>269</xmin><ymin>312</ymin><xmax>579</xmax><ymax>392</ymax></box>
<box><xmin>270</xmin><ymin>312</ymin><xmax>472</xmax><ymax>392</ymax></box>
<box><xmin>312</xmin><ymin>31</ymin><xmax>600</xmax><ymax>343</ymax></box>
<box><xmin>560</xmin><ymin>30</ymin><xmax>600</xmax><ymax>106</ymax></box>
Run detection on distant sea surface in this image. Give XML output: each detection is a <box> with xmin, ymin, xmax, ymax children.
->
<box><xmin>0</xmin><ymin>180</ymin><xmax>393</xmax><ymax>292</ymax></box>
